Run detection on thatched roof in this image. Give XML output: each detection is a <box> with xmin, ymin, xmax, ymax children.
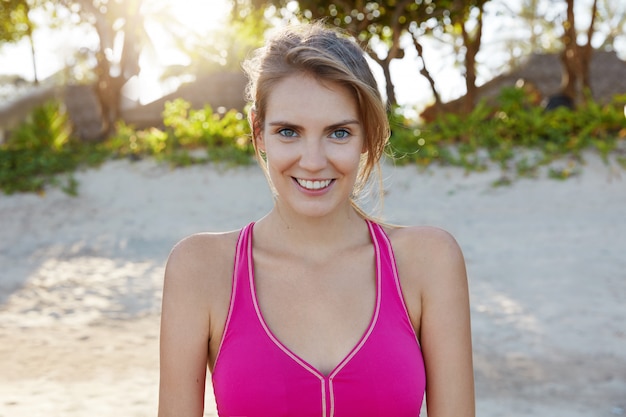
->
<box><xmin>475</xmin><ymin>50</ymin><xmax>626</xmax><ymax>104</ymax></box>
<box><xmin>419</xmin><ymin>50</ymin><xmax>626</xmax><ymax>122</ymax></box>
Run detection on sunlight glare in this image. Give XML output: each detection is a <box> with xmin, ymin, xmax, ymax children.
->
<box><xmin>135</xmin><ymin>0</ymin><xmax>231</xmax><ymax>104</ymax></box>
<box><xmin>146</xmin><ymin>0</ymin><xmax>231</xmax><ymax>60</ymax></box>
<box><xmin>166</xmin><ymin>0</ymin><xmax>231</xmax><ymax>36</ymax></box>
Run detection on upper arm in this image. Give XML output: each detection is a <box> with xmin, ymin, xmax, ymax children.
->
<box><xmin>396</xmin><ymin>227</ymin><xmax>475</xmax><ymax>417</ymax></box>
<box><xmin>158</xmin><ymin>235</ymin><xmax>228</xmax><ymax>417</ymax></box>
<box><xmin>420</xmin><ymin>229</ymin><xmax>475</xmax><ymax>417</ymax></box>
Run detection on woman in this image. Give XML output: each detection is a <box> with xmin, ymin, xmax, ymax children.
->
<box><xmin>158</xmin><ymin>22</ymin><xmax>474</xmax><ymax>417</ymax></box>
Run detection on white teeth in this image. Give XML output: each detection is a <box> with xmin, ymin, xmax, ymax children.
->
<box><xmin>296</xmin><ymin>178</ymin><xmax>332</xmax><ymax>190</ymax></box>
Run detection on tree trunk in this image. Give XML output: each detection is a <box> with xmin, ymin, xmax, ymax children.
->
<box><xmin>460</xmin><ymin>4</ymin><xmax>484</xmax><ymax>115</ymax></box>
<box><xmin>90</xmin><ymin>0</ymin><xmax>143</xmax><ymax>139</ymax></box>
<box><xmin>367</xmin><ymin>0</ymin><xmax>414</xmax><ymax>109</ymax></box>
<box><xmin>410</xmin><ymin>32</ymin><xmax>442</xmax><ymax>107</ymax></box>
<box><xmin>24</xmin><ymin>3</ymin><xmax>38</xmax><ymax>85</ymax></box>
<box><xmin>367</xmin><ymin>52</ymin><xmax>398</xmax><ymax>108</ymax></box>
<box><xmin>560</xmin><ymin>0</ymin><xmax>582</xmax><ymax>102</ymax></box>
<box><xmin>28</xmin><ymin>33</ymin><xmax>38</xmax><ymax>85</ymax></box>
<box><xmin>580</xmin><ymin>0</ymin><xmax>598</xmax><ymax>99</ymax></box>
<box><xmin>92</xmin><ymin>22</ymin><xmax>114</xmax><ymax>138</ymax></box>
<box><xmin>382</xmin><ymin>62</ymin><xmax>397</xmax><ymax>108</ymax></box>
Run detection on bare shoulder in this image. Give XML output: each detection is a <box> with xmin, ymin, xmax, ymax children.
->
<box><xmin>166</xmin><ymin>230</ymin><xmax>241</xmax><ymax>274</ymax></box>
<box><xmin>385</xmin><ymin>225</ymin><xmax>465</xmax><ymax>267</ymax></box>
<box><xmin>163</xmin><ymin>230</ymin><xmax>241</xmax><ymax>304</ymax></box>
<box><xmin>384</xmin><ymin>224</ymin><xmax>467</xmax><ymax>296</ymax></box>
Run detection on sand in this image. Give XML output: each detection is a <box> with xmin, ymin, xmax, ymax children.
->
<box><xmin>0</xmin><ymin>154</ymin><xmax>625</xmax><ymax>417</ymax></box>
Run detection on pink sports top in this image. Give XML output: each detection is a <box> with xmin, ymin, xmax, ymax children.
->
<box><xmin>211</xmin><ymin>220</ymin><xmax>426</xmax><ymax>417</ymax></box>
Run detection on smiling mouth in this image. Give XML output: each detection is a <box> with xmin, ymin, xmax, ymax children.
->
<box><xmin>294</xmin><ymin>178</ymin><xmax>333</xmax><ymax>190</ymax></box>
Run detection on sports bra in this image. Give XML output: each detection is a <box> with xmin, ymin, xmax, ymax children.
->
<box><xmin>211</xmin><ymin>220</ymin><xmax>426</xmax><ymax>417</ymax></box>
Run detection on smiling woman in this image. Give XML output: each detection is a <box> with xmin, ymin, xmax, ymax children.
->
<box><xmin>157</xmin><ymin>22</ymin><xmax>474</xmax><ymax>417</ymax></box>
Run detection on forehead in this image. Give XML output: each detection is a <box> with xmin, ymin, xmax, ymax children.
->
<box><xmin>265</xmin><ymin>74</ymin><xmax>359</xmax><ymax>122</ymax></box>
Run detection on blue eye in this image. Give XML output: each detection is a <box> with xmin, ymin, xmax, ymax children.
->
<box><xmin>331</xmin><ymin>129</ymin><xmax>350</xmax><ymax>139</ymax></box>
<box><xmin>278</xmin><ymin>128</ymin><xmax>297</xmax><ymax>137</ymax></box>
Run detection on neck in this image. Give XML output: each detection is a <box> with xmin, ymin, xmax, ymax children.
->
<box><xmin>255</xmin><ymin>204</ymin><xmax>369</xmax><ymax>257</ymax></box>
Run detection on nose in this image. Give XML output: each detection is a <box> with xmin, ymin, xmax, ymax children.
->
<box><xmin>299</xmin><ymin>138</ymin><xmax>327</xmax><ymax>172</ymax></box>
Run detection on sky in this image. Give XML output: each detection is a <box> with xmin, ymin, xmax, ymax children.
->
<box><xmin>0</xmin><ymin>0</ymin><xmax>623</xmax><ymax>109</ymax></box>
<box><xmin>0</xmin><ymin>0</ymin><xmax>231</xmax><ymax>103</ymax></box>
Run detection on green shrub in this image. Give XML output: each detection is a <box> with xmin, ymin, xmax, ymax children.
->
<box><xmin>2</xmin><ymin>91</ymin><xmax>625</xmax><ymax>195</ymax></box>
<box><xmin>388</xmin><ymin>88</ymin><xmax>626</xmax><ymax>184</ymax></box>
<box><xmin>160</xmin><ymin>98</ymin><xmax>253</xmax><ymax>165</ymax></box>
<box><xmin>0</xmin><ymin>98</ymin><xmax>254</xmax><ymax>195</ymax></box>
<box><xmin>0</xmin><ymin>101</ymin><xmax>106</xmax><ymax>195</ymax></box>
<box><xmin>107</xmin><ymin>99</ymin><xmax>254</xmax><ymax>167</ymax></box>
<box><xmin>106</xmin><ymin>122</ymin><xmax>171</xmax><ymax>160</ymax></box>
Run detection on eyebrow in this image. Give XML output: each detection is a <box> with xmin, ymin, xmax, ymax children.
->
<box><xmin>267</xmin><ymin>119</ymin><xmax>360</xmax><ymax>129</ymax></box>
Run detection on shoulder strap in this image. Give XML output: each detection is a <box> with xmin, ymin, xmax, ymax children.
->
<box><xmin>213</xmin><ymin>222</ymin><xmax>255</xmax><ymax>367</ymax></box>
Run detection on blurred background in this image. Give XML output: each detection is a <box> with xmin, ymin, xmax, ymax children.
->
<box><xmin>1</xmin><ymin>0</ymin><xmax>625</xmax><ymax>193</ymax></box>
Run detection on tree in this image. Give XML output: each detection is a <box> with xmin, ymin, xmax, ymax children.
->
<box><xmin>232</xmin><ymin>0</ymin><xmax>427</xmax><ymax>106</ymax></box>
<box><xmin>0</xmin><ymin>0</ymin><xmax>39</xmax><ymax>83</ymax></box>
<box><xmin>491</xmin><ymin>0</ymin><xmax>623</xmax><ymax>105</ymax></box>
<box><xmin>258</xmin><ymin>0</ymin><xmax>413</xmax><ymax>107</ymax></box>
<box><xmin>560</xmin><ymin>0</ymin><xmax>599</xmax><ymax>103</ymax></box>
<box><xmin>50</xmin><ymin>0</ymin><xmax>262</xmax><ymax>139</ymax></box>
<box><xmin>413</xmin><ymin>0</ymin><xmax>489</xmax><ymax>113</ymax></box>
<box><xmin>596</xmin><ymin>0</ymin><xmax>626</xmax><ymax>48</ymax></box>
<box><xmin>454</xmin><ymin>0</ymin><xmax>488</xmax><ymax>113</ymax></box>
<box><xmin>247</xmin><ymin>0</ymin><xmax>490</xmax><ymax>112</ymax></box>
<box><xmin>51</xmin><ymin>0</ymin><xmax>152</xmax><ymax>138</ymax></box>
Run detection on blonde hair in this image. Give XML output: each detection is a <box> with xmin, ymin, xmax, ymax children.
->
<box><xmin>242</xmin><ymin>21</ymin><xmax>389</xmax><ymax>217</ymax></box>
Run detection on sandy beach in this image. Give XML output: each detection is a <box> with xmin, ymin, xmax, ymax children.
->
<box><xmin>0</xmin><ymin>154</ymin><xmax>625</xmax><ymax>417</ymax></box>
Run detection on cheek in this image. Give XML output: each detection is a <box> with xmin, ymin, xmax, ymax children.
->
<box><xmin>263</xmin><ymin>141</ymin><xmax>296</xmax><ymax>170</ymax></box>
<box><xmin>336</xmin><ymin>145</ymin><xmax>365</xmax><ymax>173</ymax></box>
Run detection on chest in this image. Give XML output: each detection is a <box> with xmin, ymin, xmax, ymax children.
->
<box><xmin>254</xmin><ymin>248</ymin><xmax>376</xmax><ymax>375</ymax></box>
<box><xmin>211</xmin><ymin>226</ymin><xmax>427</xmax><ymax>417</ymax></box>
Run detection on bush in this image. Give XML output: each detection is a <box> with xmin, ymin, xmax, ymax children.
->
<box><xmin>2</xmin><ymin>92</ymin><xmax>625</xmax><ymax>195</ymax></box>
<box><xmin>0</xmin><ymin>98</ymin><xmax>253</xmax><ymax>195</ymax></box>
<box><xmin>108</xmin><ymin>99</ymin><xmax>254</xmax><ymax>167</ymax></box>
<box><xmin>388</xmin><ymin>89</ymin><xmax>626</xmax><ymax>184</ymax></box>
<box><xmin>0</xmin><ymin>101</ymin><xmax>107</xmax><ymax>195</ymax></box>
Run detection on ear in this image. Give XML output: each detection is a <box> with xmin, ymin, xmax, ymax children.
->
<box><xmin>250</xmin><ymin>110</ymin><xmax>265</xmax><ymax>152</ymax></box>
<box><xmin>256</xmin><ymin>130</ymin><xmax>265</xmax><ymax>153</ymax></box>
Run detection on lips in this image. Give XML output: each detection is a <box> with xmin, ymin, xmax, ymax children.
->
<box><xmin>294</xmin><ymin>178</ymin><xmax>333</xmax><ymax>190</ymax></box>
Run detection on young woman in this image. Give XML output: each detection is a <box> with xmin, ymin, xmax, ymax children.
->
<box><xmin>158</xmin><ymin>22</ymin><xmax>474</xmax><ymax>417</ymax></box>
